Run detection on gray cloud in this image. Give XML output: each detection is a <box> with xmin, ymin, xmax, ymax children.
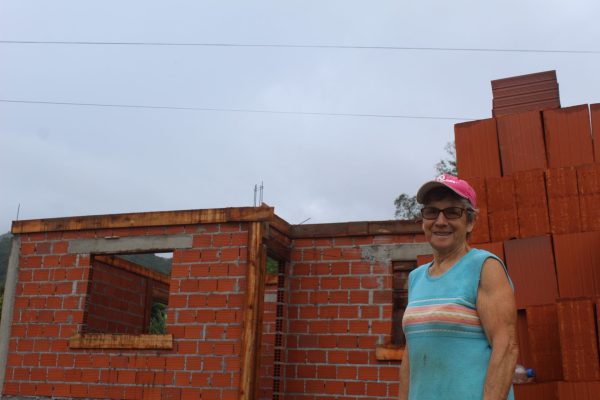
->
<box><xmin>2</xmin><ymin>0</ymin><xmax>600</xmax><ymax>232</ymax></box>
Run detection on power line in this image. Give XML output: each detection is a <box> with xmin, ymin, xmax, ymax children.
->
<box><xmin>0</xmin><ymin>40</ymin><xmax>599</xmax><ymax>54</ymax></box>
<box><xmin>0</xmin><ymin>99</ymin><xmax>476</xmax><ymax>121</ymax></box>
<box><xmin>0</xmin><ymin>99</ymin><xmax>477</xmax><ymax>120</ymax></box>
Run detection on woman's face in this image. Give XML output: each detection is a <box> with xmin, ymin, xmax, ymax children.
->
<box><xmin>421</xmin><ymin>195</ymin><xmax>475</xmax><ymax>254</ymax></box>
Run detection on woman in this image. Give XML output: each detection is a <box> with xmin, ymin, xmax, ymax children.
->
<box><xmin>399</xmin><ymin>174</ymin><xmax>518</xmax><ymax>400</ymax></box>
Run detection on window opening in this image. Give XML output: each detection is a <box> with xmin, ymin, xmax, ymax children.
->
<box><xmin>392</xmin><ymin>260</ymin><xmax>417</xmax><ymax>346</ymax></box>
<box><xmin>84</xmin><ymin>252</ymin><xmax>172</xmax><ymax>335</ymax></box>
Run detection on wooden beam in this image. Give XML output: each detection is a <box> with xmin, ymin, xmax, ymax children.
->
<box><xmin>12</xmin><ymin>205</ymin><xmax>275</xmax><ymax>234</ymax></box>
<box><xmin>268</xmin><ymin>214</ymin><xmax>291</xmax><ymax>236</ymax></box>
<box><xmin>264</xmin><ymin>219</ymin><xmax>291</xmax><ymax>262</ymax></box>
<box><xmin>253</xmin><ymin>244</ymin><xmax>268</xmax><ymax>400</ymax></box>
<box><xmin>290</xmin><ymin>220</ymin><xmax>423</xmax><ymax>238</ymax></box>
<box><xmin>69</xmin><ymin>333</ymin><xmax>173</xmax><ymax>349</ymax></box>
<box><xmin>94</xmin><ymin>255</ymin><xmax>170</xmax><ymax>285</ymax></box>
<box><xmin>238</xmin><ymin>222</ymin><xmax>266</xmax><ymax>400</ymax></box>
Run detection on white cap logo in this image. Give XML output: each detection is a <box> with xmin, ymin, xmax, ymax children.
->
<box><xmin>435</xmin><ymin>174</ymin><xmax>457</xmax><ymax>184</ymax></box>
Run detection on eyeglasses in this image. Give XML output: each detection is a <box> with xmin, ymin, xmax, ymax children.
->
<box><xmin>420</xmin><ymin>206</ymin><xmax>470</xmax><ymax>220</ymax></box>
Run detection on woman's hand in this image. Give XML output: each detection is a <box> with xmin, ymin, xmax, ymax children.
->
<box><xmin>399</xmin><ymin>345</ymin><xmax>410</xmax><ymax>400</ymax></box>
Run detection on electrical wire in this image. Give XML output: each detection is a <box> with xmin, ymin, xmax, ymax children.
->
<box><xmin>1</xmin><ymin>40</ymin><xmax>599</xmax><ymax>54</ymax></box>
<box><xmin>0</xmin><ymin>99</ymin><xmax>476</xmax><ymax>121</ymax></box>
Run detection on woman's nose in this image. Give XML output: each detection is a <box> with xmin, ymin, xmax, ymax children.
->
<box><xmin>433</xmin><ymin>212</ymin><xmax>449</xmax><ymax>224</ymax></box>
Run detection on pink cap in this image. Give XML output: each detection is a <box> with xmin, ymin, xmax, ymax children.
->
<box><xmin>416</xmin><ymin>174</ymin><xmax>477</xmax><ymax>208</ymax></box>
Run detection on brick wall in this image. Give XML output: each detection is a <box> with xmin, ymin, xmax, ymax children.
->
<box><xmin>283</xmin><ymin>233</ymin><xmax>424</xmax><ymax>400</ymax></box>
<box><xmin>4</xmin><ymin>215</ymin><xmax>421</xmax><ymax>400</ymax></box>
<box><xmin>4</xmin><ymin>223</ymin><xmax>250</xmax><ymax>400</ymax></box>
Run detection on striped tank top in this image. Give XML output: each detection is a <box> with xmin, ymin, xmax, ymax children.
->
<box><xmin>402</xmin><ymin>249</ymin><xmax>514</xmax><ymax>400</ymax></box>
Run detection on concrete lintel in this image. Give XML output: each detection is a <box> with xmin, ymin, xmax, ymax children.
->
<box><xmin>361</xmin><ymin>243</ymin><xmax>432</xmax><ymax>263</ymax></box>
<box><xmin>68</xmin><ymin>234</ymin><xmax>193</xmax><ymax>254</ymax></box>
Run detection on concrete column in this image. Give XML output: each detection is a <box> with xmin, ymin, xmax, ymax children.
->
<box><xmin>0</xmin><ymin>236</ymin><xmax>21</xmax><ymax>394</ymax></box>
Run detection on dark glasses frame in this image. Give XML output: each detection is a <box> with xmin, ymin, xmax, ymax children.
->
<box><xmin>420</xmin><ymin>206</ymin><xmax>470</xmax><ymax>220</ymax></box>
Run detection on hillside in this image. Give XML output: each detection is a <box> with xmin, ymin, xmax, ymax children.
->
<box><xmin>0</xmin><ymin>233</ymin><xmax>12</xmax><ymax>286</ymax></box>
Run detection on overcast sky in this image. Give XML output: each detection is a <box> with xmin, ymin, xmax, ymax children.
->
<box><xmin>1</xmin><ymin>1</ymin><xmax>599</xmax><ymax>233</ymax></box>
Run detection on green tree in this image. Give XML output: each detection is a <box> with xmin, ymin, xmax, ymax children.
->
<box><xmin>435</xmin><ymin>142</ymin><xmax>457</xmax><ymax>176</ymax></box>
<box><xmin>394</xmin><ymin>194</ymin><xmax>420</xmax><ymax>219</ymax></box>
<box><xmin>0</xmin><ymin>233</ymin><xmax>13</xmax><ymax>285</ymax></box>
<box><xmin>266</xmin><ymin>257</ymin><xmax>279</xmax><ymax>274</ymax></box>
<box><xmin>148</xmin><ymin>302</ymin><xmax>167</xmax><ymax>334</ymax></box>
<box><xmin>394</xmin><ymin>141</ymin><xmax>457</xmax><ymax>220</ymax></box>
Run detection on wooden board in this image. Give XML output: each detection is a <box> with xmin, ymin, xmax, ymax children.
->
<box><xmin>69</xmin><ymin>333</ymin><xmax>173</xmax><ymax>349</ymax></box>
<box><xmin>12</xmin><ymin>205</ymin><xmax>274</xmax><ymax>234</ymax></box>
<box><xmin>375</xmin><ymin>345</ymin><xmax>404</xmax><ymax>361</ymax></box>
<box><xmin>94</xmin><ymin>255</ymin><xmax>170</xmax><ymax>285</ymax></box>
<box><xmin>239</xmin><ymin>222</ymin><xmax>266</xmax><ymax>400</ymax></box>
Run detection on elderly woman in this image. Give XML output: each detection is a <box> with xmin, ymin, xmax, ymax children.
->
<box><xmin>399</xmin><ymin>174</ymin><xmax>518</xmax><ymax>400</ymax></box>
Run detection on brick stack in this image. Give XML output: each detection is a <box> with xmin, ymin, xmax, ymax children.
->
<box><xmin>454</xmin><ymin>73</ymin><xmax>600</xmax><ymax>399</ymax></box>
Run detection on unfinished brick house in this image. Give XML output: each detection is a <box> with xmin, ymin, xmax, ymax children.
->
<box><xmin>0</xmin><ymin>206</ymin><xmax>435</xmax><ymax>400</ymax></box>
<box><xmin>1</xmin><ymin>71</ymin><xmax>600</xmax><ymax>400</ymax></box>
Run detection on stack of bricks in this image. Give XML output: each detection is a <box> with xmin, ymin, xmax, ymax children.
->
<box><xmin>452</xmin><ymin>71</ymin><xmax>600</xmax><ymax>400</ymax></box>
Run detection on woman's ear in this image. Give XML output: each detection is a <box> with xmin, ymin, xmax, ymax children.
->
<box><xmin>466</xmin><ymin>212</ymin><xmax>477</xmax><ymax>233</ymax></box>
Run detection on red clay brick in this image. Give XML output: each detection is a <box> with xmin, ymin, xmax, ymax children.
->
<box><xmin>576</xmin><ymin>163</ymin><xmax>600</xmax><ymax>232</ymax></box>
<box><xmin>543</xmin><ymin>105</ymin><xmax>594</xmax><ymax>168</ymax></box>
<box><xmin>497</xmin><ymin>110</ymin><xmax>547</xmax><ymax>175</ymax></box>
<box><xmin>504</xmin><ymin>236</ymin><xmax>558</xmax><ymax>308</ymax></box>
<box><xmin>557</xmin><ymin>298</ymin><xmax>600</xmax><ymax>381</ymax></box>
<box><xmin>526</xmin><ymin>304</ymin><xmax>563</xmax><ymax>382</ymax></box>
<box><xmin>455</xmin><ymin>117</ymin><xmax>502</xmax><ymax>178</ymax></box>
<box><xmin>360</xmin><ymin>276</ymin><xmax>380</xmax><ymax>289</ymax></box>
<box><xmin>52</xmin><ymin>241</ymin><xmax>69</xmax><ymax>254</ymax></box>
<box><xmin>513</xmin><ymin>169</ymin><xmax>550</xmax><ymax>237</ymax></box>
<box><xmin>486</xmin><ymin>176</ymin><xmax>519</xmax><ymax>241</ymax></box>
<box><xmin>546</xmin><ymin>166</ymin><xmax>582</xmax><ymax>234</ymax></box>
<box><xmin>346</xmin><ymin>381</ymin><xmax>366</xmax><ymax>395</ymax></box>
<box><xmin>20</xmin><ymin>242</ymin><xmax>36</xmax><ymax>255</ymax></box>
<box><xmin>216</xmin><ymin>278</ymin><xmax>236</xmax><ymax>292</ymax></box>
<box><xmin>553</xmin><ymin>231</ymin><xmax>600</xmax><ymax>298</ymax></box>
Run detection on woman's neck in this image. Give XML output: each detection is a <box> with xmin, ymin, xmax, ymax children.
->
<box><xmin>430</xmin><ymin>244</ymin><xmax>470</xmax><ymax>276</ymax></box>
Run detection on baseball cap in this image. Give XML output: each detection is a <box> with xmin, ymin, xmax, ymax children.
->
<box><xmin>416</xmin><ymin>174</ymin><xmax>477</xmax><ymax>208</ymax></box>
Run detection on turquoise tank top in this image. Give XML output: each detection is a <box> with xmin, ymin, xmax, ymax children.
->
<box><xmin>402</xmin><ymin>249</ymin><xmax>515</xmax><ymax>400</ymax></box>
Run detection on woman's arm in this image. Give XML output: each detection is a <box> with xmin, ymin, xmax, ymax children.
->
<box><xmin>477</xmin><ymin>258</ymin><xmax>519</xmax><ymax>400</ymax></box>
<box><xmin>399</xmin><ymin>345</ymin><xmax>410</xmax><ymax>400</ymax></box>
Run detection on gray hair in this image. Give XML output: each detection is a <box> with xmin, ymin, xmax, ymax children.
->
<box><xmin>457</xmin><ymin>197</ymin><xmax>478</xmax><ymax>225</ymax></box>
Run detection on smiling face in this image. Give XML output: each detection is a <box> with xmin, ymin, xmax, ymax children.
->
<box><xmin>421</xmin><ymin>194</ymin><xmax>475</xmax><ymax>255</ymax></box>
